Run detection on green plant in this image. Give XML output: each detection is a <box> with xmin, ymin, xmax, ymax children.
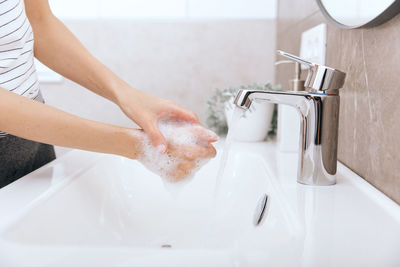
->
<box><xmin>206</xmin><ymin>82</ymin><xmax>282</xmax><ymax>136</ymax></box>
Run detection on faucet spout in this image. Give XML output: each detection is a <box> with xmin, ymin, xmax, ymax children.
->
<box><xmin>234</xmin><ymin>89</ymin><xmax>310</xmax><ymax>110</ymax></box>
<box><xmin>234</xmin><ymin>89</ymin><xmax>340</xmax><ymax>186</ymax></box>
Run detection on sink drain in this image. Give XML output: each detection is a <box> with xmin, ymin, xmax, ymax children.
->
<box><xmin>161</xmin><ymin>244</ymin><xmax>172</xmax><ymax>248</ymax></box>
<box><xmin>253</xmin><ymin>193</ymin><xmax>270</xmax><ymax>226</ymax></box>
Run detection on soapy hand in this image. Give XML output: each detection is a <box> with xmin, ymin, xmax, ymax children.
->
<box><xmin>133</xmin><ymin>119</ymin><xmax>218</xmax><ymax>182</ymax></box>
<box><xmin>118</xmin><ymin>88</ymin><xmax>201</xmax><ymax>152</ymax></box>
<box><xmin>163</xmin><ymin>141</ymin><xmax>216</xmax><ymax>182</ymax></box>
<box><xmin>161</xmin><ymin>123</ymin><xmax>217</xmax><ymax>181</ymax></box>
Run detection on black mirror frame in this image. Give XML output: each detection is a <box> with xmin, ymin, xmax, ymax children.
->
<box><xmin>316</xmin><ymin>0</ymin><xmax>400</xmax><ymax>29</ymax></box>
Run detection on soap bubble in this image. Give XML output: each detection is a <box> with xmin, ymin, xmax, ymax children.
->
<box><xmin>134</xmin><ymin>118</ymin><xmax>217</xmax><ymax>183</ymax></box>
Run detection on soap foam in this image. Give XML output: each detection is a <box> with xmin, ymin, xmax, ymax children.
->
<box><xmin>133</xmin><ymin>118</ymin><xmax>216</xmax><ymax>185</ymax></box>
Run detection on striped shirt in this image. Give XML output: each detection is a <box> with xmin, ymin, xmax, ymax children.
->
<box><xmin>0</xmin><ymin>0</ymin><xmax>41</xmax><ymax>138</ymax></box>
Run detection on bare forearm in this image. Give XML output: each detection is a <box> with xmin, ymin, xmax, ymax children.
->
<box><xmin>26</xmin><ymin>5</ymin><xmax>127</xmax><ymax>104</ymax></box>
<box><xmin>0</xmin><ymin>89</ymin><xmax>139</xmax><ymax>158</ymax></box>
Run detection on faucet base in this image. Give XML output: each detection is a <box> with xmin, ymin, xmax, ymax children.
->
<box><xmin>297</xmin><ymin>177</ymin><xmax>336</xmax><ymax>186</ymax></box>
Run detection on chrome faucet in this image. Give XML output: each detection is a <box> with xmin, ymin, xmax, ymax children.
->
<box><xmin>234</xmin><ymin>51</ymin><xmax>346</xmax><ymax>186</ymax></box>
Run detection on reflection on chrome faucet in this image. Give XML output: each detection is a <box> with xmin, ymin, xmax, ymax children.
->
<box><xmin>234</xmin><ymin>51</ymin><xmax>346</xmax><ymax>186</ymax></box>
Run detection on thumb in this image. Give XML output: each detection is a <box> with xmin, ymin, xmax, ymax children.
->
<box><xmin>145</xmin><ymin>123</ymin><xmax>168</xmax><ymax>153</ymax></box>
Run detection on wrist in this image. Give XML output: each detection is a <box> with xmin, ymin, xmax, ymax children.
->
<box><xmin>96</xmin><ymin>70</ymin><xmax>135</xmax><ymax>106</ymax></box>
<box><xmin>116</xmin><ymin>128</ymin><xmax>143</xmax><ymax>160</ymax></box>
<box><xmin>110</xmin><ymin>79</ymin><xmax>138</xmax><ymax>107</ymax></box>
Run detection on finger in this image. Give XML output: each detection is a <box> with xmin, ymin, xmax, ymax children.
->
<box><xmin>206</xmin><ymin>144</ymin><xmax>217</xmax><ymax>158</ymax></box>
<box><xmin>167</xmin><ymin>106</ymin><xmax>200</xmax><ymax>124</ymax></box>
<box><xmin>143</xmin><ymin>122</ymin><xmax>168</xmax><ymax>153</ymax></box>
<box><xmin>189</xmin><ymin>125</ymin><xmax>219</xmax><ymax>143</ymax></box>
<box><xmin>178</xmin><ymin>162</ymin><xmax>196</xmax><ymax>171</ymax></box>
<box><xmin>168</xmin><ymin>169</ymin><xmax>189</xmax><ymax>183</ymax></box>
<box><xmin>183</xmin><ymin>144</ymin><xmax>217</xmax><ymax>160</ymax></box>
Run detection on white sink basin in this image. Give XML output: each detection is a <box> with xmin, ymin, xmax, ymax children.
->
<box><xmin>0</xmin><ymin>141</ymin><xmax>399</xmax><ymax>266</ymax></box>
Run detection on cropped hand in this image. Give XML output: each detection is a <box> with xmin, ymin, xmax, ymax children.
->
<box><xmin>132</xmin><ymin>123</ymin><xmax>218</xmax><ymax>182</ymax></box>
<box><xmin>163</xmin><ymin>125</ymin><xmax>217</xmax><ymax>182</ymax></box>
<box><xmin>117</xmin><ymin>87</ymin><xmax>201</xmax><ymax>152</ymax></box>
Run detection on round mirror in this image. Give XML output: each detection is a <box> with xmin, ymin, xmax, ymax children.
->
<box><xmin>316</xmin><ymin>0</ymin><xmax>400</xmax><ymax>29</ymax></box>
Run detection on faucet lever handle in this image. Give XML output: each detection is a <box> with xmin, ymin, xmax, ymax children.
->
<box><xmin>277</xmin><ymin>50</ymin><xmax>346</xmax><ymax>94</ymax></box>
<box><xmin>277</xmin><ymin>50</ymin><xmax>314</xmax><ymax>68</ymax></box>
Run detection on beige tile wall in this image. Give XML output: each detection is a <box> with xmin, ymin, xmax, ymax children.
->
<box><xmin>275</xmin><ymin>0</ymin><xmax>400</xmax><ymax>204</ymax></box>
<box><xmin>41</xmin><ymin>19</ymin><xmax>276</xmax><ymax>126</ymax></box>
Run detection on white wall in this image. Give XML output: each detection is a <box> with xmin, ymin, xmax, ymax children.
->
<box><xmin>187</xmin><ymin>0</ymin><xmax>276</xmax><ymax>19</ymax></box>
<box><xmin>49</xmin><ymin>0</ymin><xmax>277</xmax><ymax>19</ymax></box>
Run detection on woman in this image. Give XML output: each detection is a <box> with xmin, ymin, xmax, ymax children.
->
<box><xmin>0</xmin><ymin>0</ymin><xmax>217</xmax><ymax>187</ymax></box>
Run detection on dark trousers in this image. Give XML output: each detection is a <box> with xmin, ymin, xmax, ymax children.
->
<box><xmin>0</xmin><ymin>134</ymin><xmax>56</xmax><ymax>188</ymax></box>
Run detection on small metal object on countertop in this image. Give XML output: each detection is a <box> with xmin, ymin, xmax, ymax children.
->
<box><xmin>253</xmin><ymin>193</ymin><xmax>269</xmax><ymax>226</ymax></box>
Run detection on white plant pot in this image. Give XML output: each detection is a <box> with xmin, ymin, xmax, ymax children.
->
<box><xmin>224</xmin><ymin>100</ymin><xmax>274</xmax><ymax>142</ymax></box>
